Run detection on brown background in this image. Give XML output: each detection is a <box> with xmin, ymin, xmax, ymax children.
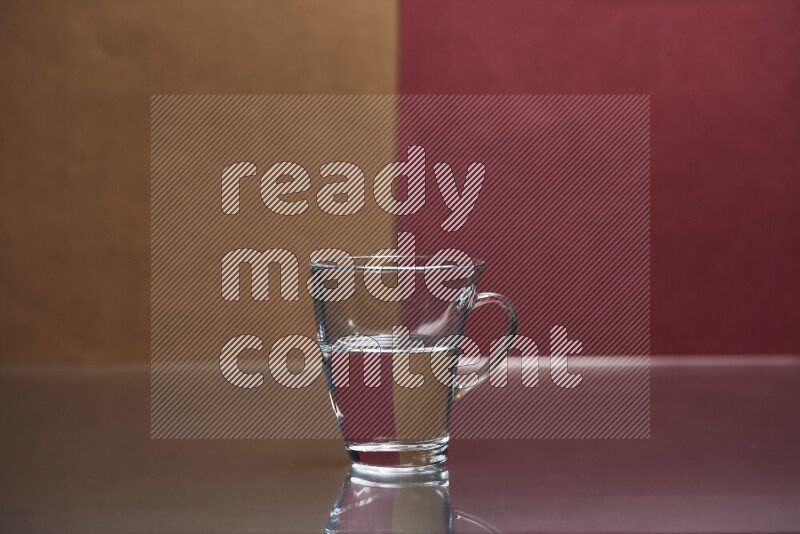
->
<box><xmin>0</xmin><ymin>0</ymin><xmax>398</xmax><ymax>362</ymax></box>
<box><xmin>149</xmin><ymin>95</ymin><xmax>398</xmax><ymax>438</ymax></box>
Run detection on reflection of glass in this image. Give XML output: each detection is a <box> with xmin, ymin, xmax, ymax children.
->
<box><xmin>311</xmin><ymin>255</ymin><xmax>518</xmax><ymax>469</ymax></box>
<box><xmin>325</xmin><ymin>465</ymin><xmax>500</xmax><ymax>533</ymax></box>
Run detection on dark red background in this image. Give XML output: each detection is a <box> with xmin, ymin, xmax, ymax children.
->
<box><xmin>401</xmin><ymin>0</ymin><xmax>800</xmax><ymax>355</ymax></box>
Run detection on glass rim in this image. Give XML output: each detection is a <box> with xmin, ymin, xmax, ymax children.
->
<box><xmin>310</xmin><ymin>254</ymin><xmax>485</xmax><ymax>271</ymax></box>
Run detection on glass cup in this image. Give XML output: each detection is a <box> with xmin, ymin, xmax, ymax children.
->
<box><xmin>325</xmin><ymin>465</ymin><xmax>499</xmax><ymax>533</ymax></box>
<box><xmin>311</xmin><ymin>254</ymin><xmax>517</xmax><ymax>470</ymax></box>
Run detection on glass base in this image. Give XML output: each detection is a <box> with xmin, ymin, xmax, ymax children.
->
<box><xmin>345</xmin><ymin>438</ymin><xmax>449</xmax><ymax>470</ymax></box>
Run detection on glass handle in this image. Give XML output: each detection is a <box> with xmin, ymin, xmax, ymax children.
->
<box><xmin>454</xmin><ymin>292</ymin><xmax>518</xmax><ymax>401</ymax></box>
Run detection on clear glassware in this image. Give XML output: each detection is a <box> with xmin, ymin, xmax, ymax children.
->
<box><xmin>311</xmin><ymin>255</ymin><xmax>517</xmax><ymax>470</ymax></box>
<box><xmin>325</xmin><ymin>465</ymin><xmax>500</xmax><ymax>533</ymax></box>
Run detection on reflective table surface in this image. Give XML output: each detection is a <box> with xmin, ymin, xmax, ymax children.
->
<box><xmin>1</xmin><ymin>357</ymin><xmax>799</xmax><ymax>533</ymax></box>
